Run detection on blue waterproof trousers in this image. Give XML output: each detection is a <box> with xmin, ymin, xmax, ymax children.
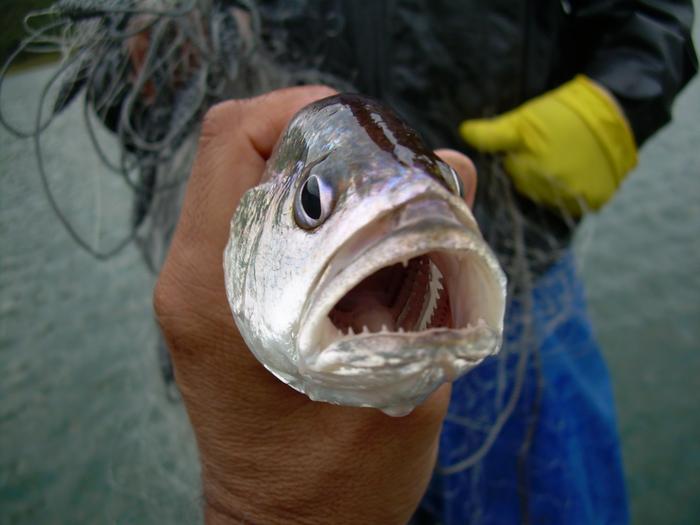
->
<box><xmin>416</xmin><ymin>253</ymin><xmax>628</xmax><ymax>524</ymax></box>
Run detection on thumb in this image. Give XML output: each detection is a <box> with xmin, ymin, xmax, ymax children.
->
<box><xmin>459</xmin><ymin>113</ymin><xmax>522</xmax><ymax>152</ymax></box>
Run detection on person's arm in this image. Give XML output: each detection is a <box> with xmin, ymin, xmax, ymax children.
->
<box><xmin>574</xmin><ymin>0</ymin><xmax>698</xmax><ymax>145</ymax></box>
<box><xmin>153</xmin><ymin>86</ymin><xmax>478</xmax><ymax>524</ymax></box>
<box><xmin>459</xmin><ymin>3</ymin><xmax>697</xmax><ymax>215</ymax></box>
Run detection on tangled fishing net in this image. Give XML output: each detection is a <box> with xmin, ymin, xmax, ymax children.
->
<box><xmin>1</xmin><ymin>1</ymin><xmax>592</xmax><ymax>522</ymax></box>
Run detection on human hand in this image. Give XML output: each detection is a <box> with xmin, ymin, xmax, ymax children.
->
<box><xmin>154</xmin><ymin>86</ymin><xmax>477</xmax><ymax>524</ymax></box>
<box><xmin>459</xmin><ymin>75</ymin><xmax>637</xmax><ymax>215</ymax></box>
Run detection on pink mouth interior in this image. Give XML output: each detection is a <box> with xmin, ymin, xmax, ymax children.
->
<box><xmin>328</xmin><ymin>254</ymin><xmax>452</xmax><ymax>334</ymax></box>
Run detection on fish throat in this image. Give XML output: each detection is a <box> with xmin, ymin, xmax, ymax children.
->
<box><xmin>328</xmin><ymin>253</ymin><xmax>455</xmax><ymax>335</ymax></box>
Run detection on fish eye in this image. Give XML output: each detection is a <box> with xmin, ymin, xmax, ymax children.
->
<box><xmin>295</xmin><ymin>174</ymin><xmax>334</xmax><ymax>229</ymax></box>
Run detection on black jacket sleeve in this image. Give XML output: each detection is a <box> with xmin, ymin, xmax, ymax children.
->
<box><xmin>573</xmin><ymin>0</ymin><xmax>698</xmax><ymax>145</ymax></box>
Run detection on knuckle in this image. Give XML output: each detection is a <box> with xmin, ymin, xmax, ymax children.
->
<box><xmin>199</xmin><ymin>100</ymin><xmax>244</xmax><ymax>146</ymax></box>
<box><xmin>152</xmin><ymin>257</ymin><xmax>214</xmax><ymax>344</ymax></box>
<box><xmin>299</xmin><ymin>84</ymin><xmax>338</xmax><ymax>99</ymax></box>
<box><xmin>152</xmin><ymin>271</ymin><xmax>190</xmax><ymax>356</ymax></box>
<box><xmin>152</xmin><ymin>261</ymin><xmax>190</xmax><ymax>328</ymax></box>
<box><xmin>152</xmin><ymin>273</ymin><xmax>174</xmax><ymax>324</ymax></box>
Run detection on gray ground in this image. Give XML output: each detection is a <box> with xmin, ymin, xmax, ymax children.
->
<box><xmin>0</xmin><ymin>69</ymin><xmax>200</xmax><ymax>524</ymax></box>
<box><xmin>1</xmin><ymin>25</ymin><xmax>699</xmax><ymax>525</ymax></box>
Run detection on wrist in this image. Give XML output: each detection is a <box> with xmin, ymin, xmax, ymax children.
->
<box><xmin>587</xmin><ymin>79</ymin><xmax>627</xmax><ymax>124</ymax></box>
<box><xmin>202</xmin><ymin>470</ymin><xmax>419</xmax><ymax>525</ymax></box>
<box><xmin>199</xmin><ymin>438</ymin><xmax>431</xmax><ymax>525</ymax></box>
<box><xmin>203</xmin><ymin>477</ymin><xmax>299</xmax><ymax>525</ymax></box>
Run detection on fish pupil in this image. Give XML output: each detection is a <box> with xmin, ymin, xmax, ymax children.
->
<box><xmin>301</xmin><ymin>176</ymin><xmax>322</xmax><ymax>220</ymax></box>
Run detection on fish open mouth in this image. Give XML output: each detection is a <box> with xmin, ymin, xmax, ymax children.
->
<box><xmin>298</xmin><ymin>198</ymin><xmax>506</xmax><ymax>361</ymax></box>
<box><xmin>329</xmin><ymin>253</ymin><xmax>454</xmax><ymax>335</ymax></box>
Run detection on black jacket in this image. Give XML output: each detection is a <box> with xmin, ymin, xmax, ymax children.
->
<box><xmin>267</xmin><ymin>0</ymin><xmax>697</xmax><ymax>148</ymax></box>
<box><xmin>73</xmin><ymin>0</ymin><xmax>696</xmax><ymax>271</ymax></box>
<box><xmin>262</xmin><ymin>0</ymin><xmax>696</xmax><ymax>274</ymax></box>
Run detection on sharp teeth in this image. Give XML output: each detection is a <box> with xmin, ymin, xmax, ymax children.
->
<box><xmin>417</xmin><ymin>315</ymin><xmax>429</xmax><ymax>332</ymax></box>
<box><xmin>348</xmin><ymin>326</ymin><xmax>355</xmax><ymax>336</ymax></box>
<box><xmin>401</xmin><ymin>258</ymin><xmax>409</xmax><ymax>268</ymax></box>
<box><xmin>362</xmin><ymin>325</ymin><xmax>369</xmax><ymax>334</ymax></box>
<box><xmin>381</xmin><ymin>324</ymin><xmax>388</xmax><ymax>333</ymax></box>
<box><xmin>414</xmin><ymin>261</ymin><xmax>442</xmax><ymax>332</ymax></box>
<box><xmin>398</xmin><ymin>326</ymin><xmax>405</xmax><ymax>333</ymax></box>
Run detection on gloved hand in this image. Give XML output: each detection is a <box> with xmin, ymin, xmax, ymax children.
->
<box><xmin>459</xmin><ymin>75</ymin><xmax>637</xmax><ymax>215</ymax></box>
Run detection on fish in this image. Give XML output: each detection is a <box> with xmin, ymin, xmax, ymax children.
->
<box><xmin>224</xmin><ymin>94</ymin><xmax>506</xmax><ymax>416</ymax></box>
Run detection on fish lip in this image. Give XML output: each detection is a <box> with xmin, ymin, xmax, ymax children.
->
<box><xmin>296</xmin><ymin>195</ymin><xmax>506</xmax><ymax>368</ymax></box>
<box><xmin>295</xmin><ymin>322</ymin><xmax>500</xmax><ymax>413</ymax></box>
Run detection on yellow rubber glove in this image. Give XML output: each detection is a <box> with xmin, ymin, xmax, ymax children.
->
<box><xmin>459</xmin><ymin>75</ymin><xmax>638</xmax><ymax>215</ymax></box>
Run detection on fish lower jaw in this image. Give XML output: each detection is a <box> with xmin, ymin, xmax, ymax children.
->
<box><xmin>294</xmin><ymin>319</ymin><xmax>501</xmax><ymax>415</ymax></box>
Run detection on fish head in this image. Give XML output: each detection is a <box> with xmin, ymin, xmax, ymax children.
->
<box><xmin>224</xmin><ymin>94</ymin><xmax>506</xmax><ymax>415</ymax></box>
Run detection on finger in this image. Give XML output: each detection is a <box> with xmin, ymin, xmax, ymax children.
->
<box><xmin>459</xmin><ymin>113</ymin><xmax>522</xmax><ymax>152</ymax></box>
<box><xmin>172</xmin><ymin>85</ymin><xmax>338</xmax><ymax>266</ymax></box>
<box><xmin>434</xmin><ymin>148</ymin><xmax>477</xmax><ymax>207</ymax></box>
